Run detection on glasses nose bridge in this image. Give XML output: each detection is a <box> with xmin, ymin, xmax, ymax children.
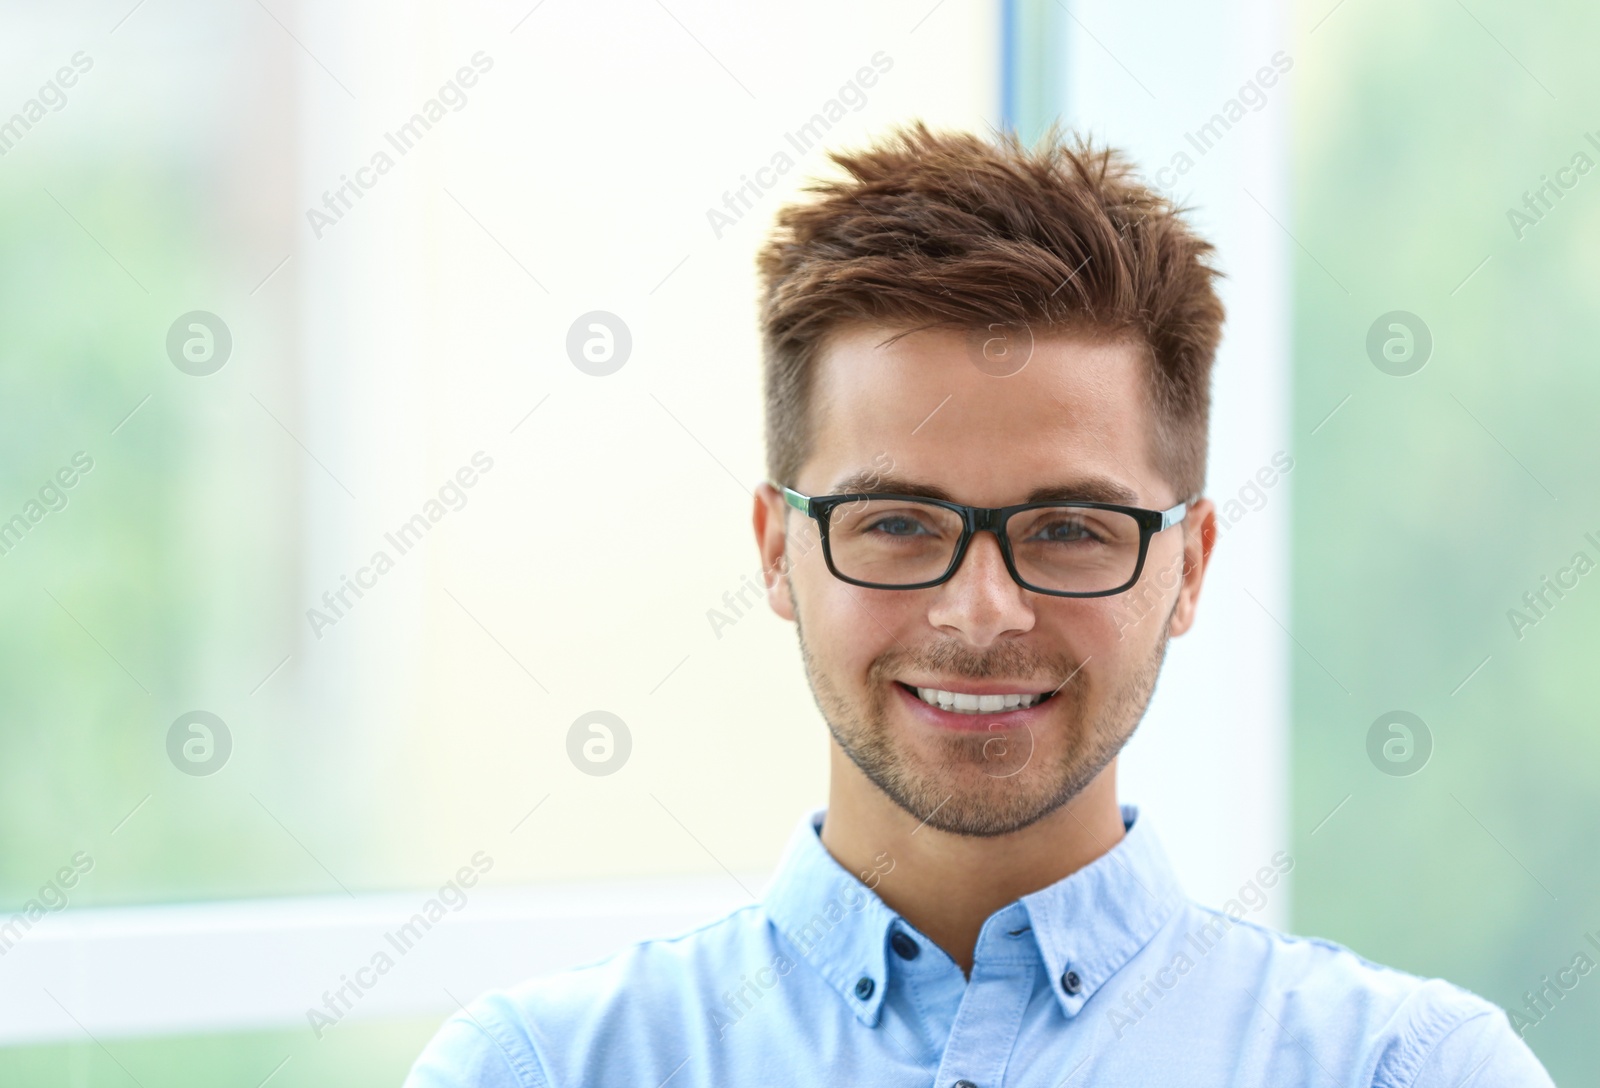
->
<box><xmin>969</xmin><ymin>505</ymin><xmax>1005</xmax><ymax>535</ymax></box>
<box><xmin>935</xmin><ymin>504</ymin><xmax>1031</xmax><ymax>609</ymax></box>
<box><xmin>955</xmin><ymin>505</ymin><xmax>1016</xmax><ymax>581</ymax></box>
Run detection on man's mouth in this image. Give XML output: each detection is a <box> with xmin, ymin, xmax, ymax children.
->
<box><xmin>895</xmin><ymin>681</ymin><xmax>1058</xmax><ymax>715</ymax></box>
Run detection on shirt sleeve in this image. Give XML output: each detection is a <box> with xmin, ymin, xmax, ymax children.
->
<box><xmin>402</xmin><ymin>1000</ymin><xmax>554</xmax><ymax>1088</ymax></box>
<box><xmin>1405</xmin><ymin>1009</ymin><xmax>1556</xmax><ymax>1088</ymax></box>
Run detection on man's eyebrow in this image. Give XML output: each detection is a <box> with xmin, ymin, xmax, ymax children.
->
<box><xmin>1022</xmin><ymin>479</ymin><xmax>1143</xmax><ymax>505</ymax></box>
<box><xmin>827</xmin><ymin>470</ymin><xmax>1141</xmax><ymax>506</ymax></box>
<box><xmin>829</xmin><ymin>471</ymin><xmax>959</xmax><ymax>500</ymax></box>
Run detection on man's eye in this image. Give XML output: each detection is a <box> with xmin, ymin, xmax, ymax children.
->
<box><xmin>866</xmin><ymin>516</ymin><xmax>928</xmax><ymax>536</ymax></box>
<box><xmin>1031</xmin><ymin>519</ymin><xmax>1098</xmax><ymax>543</ymax></box>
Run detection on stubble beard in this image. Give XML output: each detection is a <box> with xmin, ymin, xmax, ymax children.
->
<box><xmin>793</xmin><ymin>581</ymin><xmax>1172</xmax><ymax>838</ymax></box>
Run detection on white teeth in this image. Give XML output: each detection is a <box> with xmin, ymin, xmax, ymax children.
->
<box><xmin>913</xmin><ymin>687</ymin><xmax>1046</xmax><ymax>714</ymax></box>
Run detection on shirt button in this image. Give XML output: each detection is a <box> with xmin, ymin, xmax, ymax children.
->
<box><xmin>854</xmin><ymin>976</ymin><xmax>875</xmax><ymax>1000</ymax></box>
<box><xmin>890</xmin><ymin>931</ymin><xmax>921</xmax><ymax>960</ymax></box>
<box><xmin>953</xmin><ymin>1081</ymin><xmax>979</xmax><ymax>1088</ymax></box>
<box><xmin>1060</xmin><ymin>968</ymin><xmax>1083</xmax><ymax>995</ymax></box>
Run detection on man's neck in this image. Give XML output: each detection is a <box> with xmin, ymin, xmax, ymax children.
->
<box><xmin>818</xmin><ymin>748</ymin><xmax>1126</xmax><ymax>979</ymax></box>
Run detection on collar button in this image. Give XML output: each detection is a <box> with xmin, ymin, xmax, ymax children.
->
<box><xmin>890</xmin><ymin>931</ymin><xmax>921</xmax><ymax>960</ymax></box>
<box><xmin>854</xmin><ymin>976</ymin><xmax>875</xmax><ymax>1000</ymax></box>
<box><xmin>1060</xmin><ymin>968</ymin><xmax>1083</xmax><ymax>996</ymax></box>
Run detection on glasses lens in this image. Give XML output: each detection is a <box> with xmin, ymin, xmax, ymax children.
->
<box><xmin>1007</xmin><ymin>505</ymin><xmax>1142</xmax><ymax>593</ymax></box>
<box><xmin>825</xmin><ymin>498</ymin><xmax>964</xmax><ymax>586</ymax></box>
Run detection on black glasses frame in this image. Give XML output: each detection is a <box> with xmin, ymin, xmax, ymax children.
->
<box><xmin>779</xmin><ymin>485</ymin><xmax>1193</xmax><ymax>599</ymax></box>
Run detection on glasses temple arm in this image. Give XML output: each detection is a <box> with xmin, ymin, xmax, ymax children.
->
<box><xmin>1159</xmin><ymin>495</ymin><xmax>1198</xmax><ymax>530</ymax></box>
<box><xmin>779</xmin><ymin>486</ymin><xmax>812</xmax><ymax>516</ymax></box>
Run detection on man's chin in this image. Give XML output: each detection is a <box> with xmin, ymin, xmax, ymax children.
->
<box><xmin>880</xmin><ymin>771</ymin><xmax>1076</xmax><ymax>838</ymax></box>
<box><xmin>840</xmin><ymin>726</ymin><xmax>1098</xmax><ymax>839</ymax></box>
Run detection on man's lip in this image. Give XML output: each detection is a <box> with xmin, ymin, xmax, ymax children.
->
<box><xmin>894</xmin><ymin>678</ymin><xmax>1058</xmax><ymax>696</ymax></box>
<box><xmin>891</xmin><ymin>680</ymin><xmax>1055</xmax><ymax>730</ymax></box>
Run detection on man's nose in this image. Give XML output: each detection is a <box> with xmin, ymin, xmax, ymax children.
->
<box><xmin>924</xmin><ymin>529</ymin><xmax>1036</xmax><ymax>643</ymax></box>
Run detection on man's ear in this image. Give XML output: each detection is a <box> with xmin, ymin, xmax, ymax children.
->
<box><xmin>752</xmin><ymin>483</ymin><xmax>797</xmax><ymax>622</ymax></box>
<box><xmin>1167</xmin><ymin>497</ymin><xmax>1217</xmax><ymax>638</ymax></box>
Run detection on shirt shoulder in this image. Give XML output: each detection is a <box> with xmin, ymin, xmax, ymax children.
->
<box><xmin>402</xmin><ymin>902</ymin><xmax>772</xmax><ymax>1088</ymax></box>
<box><xmin>1173</xmin><ymin>904</ymin><xmax>1553</xmax><ymax>1087</ymax></box>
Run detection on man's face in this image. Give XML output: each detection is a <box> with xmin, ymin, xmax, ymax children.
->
<box><xmin>754</xmin><ymin>325</ymin><xmax>1215</xmax><ymax>838</ymax></box>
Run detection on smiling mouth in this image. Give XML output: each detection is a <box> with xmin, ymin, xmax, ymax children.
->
<box><xmin>895</xmin><ymin>681</ymin><xmax>1058</xmax><ymax>715</ymax></box>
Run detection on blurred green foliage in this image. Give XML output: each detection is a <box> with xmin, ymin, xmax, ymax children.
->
<box><xmin>1289</xmin><ymin>0</ymin><xmax>1600</xmax><ymax>1079</ymax></box>
<box><xmin>0</xmin><ymin>143</ymin><xmax>331</xmax><ymax>909</ymax></box>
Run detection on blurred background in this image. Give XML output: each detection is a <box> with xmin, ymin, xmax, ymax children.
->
<box><xmin>1</xmin><ymin>0</ymin><xmax>1593</xmax><ymax>1083</ymax></box>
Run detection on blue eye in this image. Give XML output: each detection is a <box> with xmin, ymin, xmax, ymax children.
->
<box><xmin>866</xmin><ymin>516</ymin><xmax>929</xmax><ymax>537</ymax></box>
<box><xmin>1029</xmin><ymin>518</ymin><xmax>1099</xmax><ymax>544</ymax></box>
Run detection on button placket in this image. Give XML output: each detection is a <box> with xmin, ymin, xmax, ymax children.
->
<box><xmin>930</xmin><ymin>920</ymin><xmax>1034</xmax><ymax>1088</ymax></box>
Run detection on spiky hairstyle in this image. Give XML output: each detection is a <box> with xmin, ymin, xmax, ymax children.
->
<box><xmin>756</xmin><ymin>121</ymin><xmax>1225</xmax><ymax>500</ymax></box>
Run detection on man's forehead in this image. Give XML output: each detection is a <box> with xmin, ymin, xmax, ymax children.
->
<box><xmin>807</xmin><ymin>325</ymin><xmax>1159</xmax><ymax>504</ymax></box>
<box><xmin>819</xmin><ymin>323</ymin><xmax>1145</xmax><ymax>416</ymax></box>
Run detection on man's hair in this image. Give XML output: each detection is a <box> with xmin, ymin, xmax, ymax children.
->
<box><xmin>756</xmin><ymin>121</ymin><xmax>1225</xmax><ymax>501</ymax></box>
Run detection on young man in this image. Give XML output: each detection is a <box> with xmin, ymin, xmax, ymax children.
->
<box><xmin>406</xmin><ymin>124</ymin><xmax>1552</xmax><ymax>1086</ymax></box>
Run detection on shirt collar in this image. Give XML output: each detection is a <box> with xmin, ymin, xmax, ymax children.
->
<box><xmin>760</xmin><ymin>803</ymin><xmax>1184</xmax><ymax>1026</ymax></box>
<box><xmin>1019</xmin><ymin>804</ymin><xmax>1186</xmax><ymax>1016</ymax></box>
<box><xmin>760</xmin><ymin>805</ymin><xmax>901</xmax><ymax>1026</ymax></box>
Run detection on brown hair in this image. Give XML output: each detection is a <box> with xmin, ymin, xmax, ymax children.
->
<box><xmin>756</xmin><ymin>120</ymin><xmax>1225</xmax><ymax>501</ymax></box>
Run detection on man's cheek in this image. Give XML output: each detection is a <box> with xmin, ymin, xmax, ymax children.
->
<box><xmin>1101</xmin><ymin>551</ymin><xmax>1181</xmax><ymax>641</ymax></box>
<box><xmin>815</xmin><ymin>595</ymin><xmax>896</xmax><ymax>677</ymax></box>
<box><xmin>1093</xmin><ymin>593</ymin><xmax>1148</xmax><ymax>644</ymax></box>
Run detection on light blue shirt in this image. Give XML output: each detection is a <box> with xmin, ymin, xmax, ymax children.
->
<box><xmin>405</xmin><ymin>805</ymin><xmax>1552</xmax><ymax>1087</ymax></box>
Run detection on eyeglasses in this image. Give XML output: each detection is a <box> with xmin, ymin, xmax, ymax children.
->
<box><xmin>779</xmin><ymin>485</ymin><xmax>1192</xmax><ymax>598</ymax></box>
